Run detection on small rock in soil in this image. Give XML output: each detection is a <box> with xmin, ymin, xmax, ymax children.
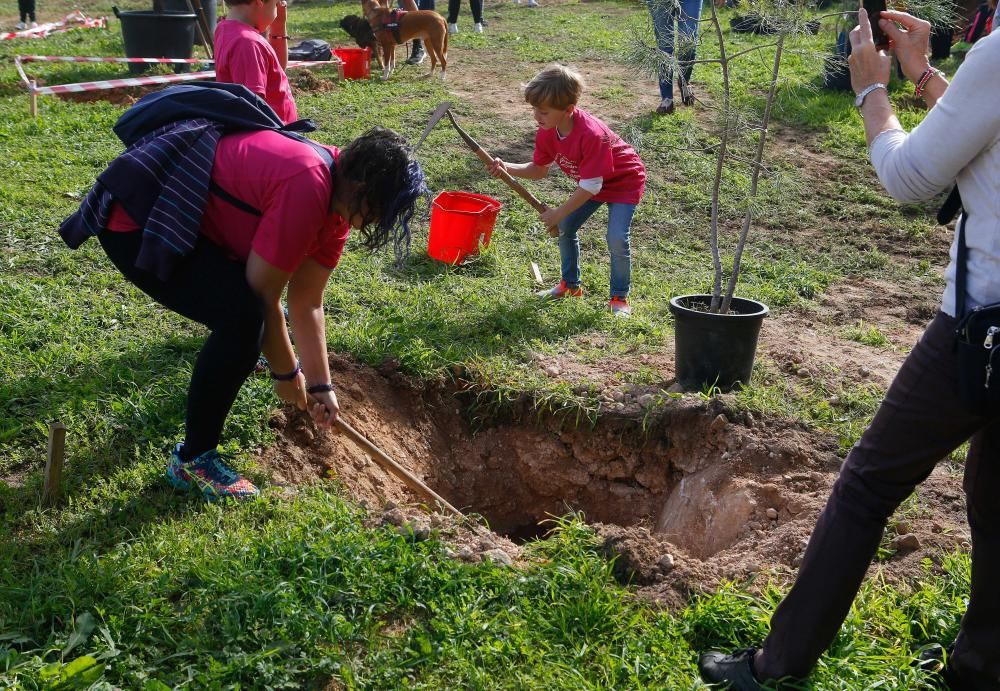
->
<box><xmin>658</xmin><ymin>554</ymin><xmax>675</xmax><ymax>572</ymax></box>
<box><xmin>482</xmin><ymin>549</ymin><xmax>514</xmax><ymax>567</ymax></box>
<box><xmin>796</xmin><ymin>368</ymin><xmax>811</xmax><ymax>378</ymax></box>
<box><xmin>890</xmin><ymin>533</ymin><xmax>921</xmax><ymax>552</ymax></box>
<box><xmin>611</xmin><ymin>389</ymin><xmax>625</xmax><ymax>402</ymax></box>
<box><xmin>894</xmin><ymin>520</ymin><xmax>911</xmax><ymax>535</ymax></box>
<box><xmin>711</xmin><ymin>414</ymin><xmax>728</xmax><ymax>432</ymax></box>
<box><xmin>543</xmin><ymin>364</ymin><xmax>561</xmax><ymax>377</ymax></box>
<box><xmin>456</xmin><ymin>545</ymin><xmax>476</xmax><ymax>561</ymax></box>
<box><xmin>637</xmin><ymin>393</ymin><xmax>655</xmax><ymax>408</ymax></box>
<box><xmin>859</xmin><ymin>366</ymin><xmax>872</xmax><ymax>378</ymax></box>
<box><xmin>766</xmin><ymin>508</ymin><xmax>779</xmax><ymax>520</ymax></box>
<box><xmin>382</xmin><ymin>508</ymin><xmax>406</xmax><ymax>527</ymax></box>
<box><xmin>667</xmin><ymin>382</ymin><xmax>684</xmax><ymax>394</ymax></box>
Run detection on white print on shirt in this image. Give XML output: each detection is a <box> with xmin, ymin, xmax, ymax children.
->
<box><xmin>554</xmin><ymin>154</ymin><xmax>580</xmax><ymax>181</ymax></box>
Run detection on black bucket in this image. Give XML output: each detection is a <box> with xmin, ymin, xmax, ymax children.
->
<box><xmin>669</xmin><ymin>294</ymin><xmax>769</xmax><ymax>392</ymax></box>
<box><xmin>114</xmin><ymin>8</ymin><xmax>197</xmax><ymax>75</ymax></box>
<box><xmin>158</xmin><ymin>0</ymin><xmax>217</xmax><ymax>48</ymax></box>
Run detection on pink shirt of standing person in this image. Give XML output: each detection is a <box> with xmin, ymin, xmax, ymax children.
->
<box><xmin>214</xmin><ymin>0</ymin><xmax>297</xmax><ymax>124</ymax></box>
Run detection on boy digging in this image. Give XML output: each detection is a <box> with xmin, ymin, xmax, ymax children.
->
<box><xmin>490</xmin><ymin>64</ymin><xmax>645</xmax><ymax>316</ymax></box>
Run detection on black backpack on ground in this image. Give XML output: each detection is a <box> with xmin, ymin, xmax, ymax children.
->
<box><xmin>288</xmin><ymin>38</ymin><xmax>332</xmax><ymax>62</ymax></box>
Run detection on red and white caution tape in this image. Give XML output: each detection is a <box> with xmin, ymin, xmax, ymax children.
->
<box><xmin>2</xmin><ymin>10</ymin><xmax>106</xmax><ymax>40</ymax></box>
<box><xmin>18</xmin><ymin>56</ymin><xmax>345</xmax><ymax>100</ymax></box>
<box><xmin>18</xmin><ymin>55</ymin><xmax>214</xmax><ymax>64</ymax></box>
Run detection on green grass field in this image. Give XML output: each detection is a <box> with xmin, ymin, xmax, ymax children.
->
<box><xmin>0</xmin><ymin>0</ymin><xmax>972</xmax><ymax>687</ymax></box>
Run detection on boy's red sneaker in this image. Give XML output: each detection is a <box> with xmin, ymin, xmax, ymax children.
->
<box><xmin>609</xmin><ymin>296</ymin><xmax>631</xmax><ymax>317</ymax></box>
<box><xmin>536</xmin><ymin>280</ymin><xmax>583</xmax><ymax>299</ymax></box>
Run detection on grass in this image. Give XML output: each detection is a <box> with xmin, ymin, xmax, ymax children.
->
<box><xmin>0</xmin><ymin>0</ymin><xmax>974</xmax><ymax>687</ymax></box>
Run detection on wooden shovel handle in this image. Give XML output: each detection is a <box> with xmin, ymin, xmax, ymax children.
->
<box><xmin>445</xmin><ymin>110</ymin><xmax>560</xmax><ymax>237</ymax></box>
<box><xmin>335</xmin><ymin>418</ymin><xmax>464</xmax><ymax>518</ymax></box>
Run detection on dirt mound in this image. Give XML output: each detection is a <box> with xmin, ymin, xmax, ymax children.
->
<box><xmin>258</xmin><ymin>354</ymin><xmax>971</xmax><ymax>608</ymax></box>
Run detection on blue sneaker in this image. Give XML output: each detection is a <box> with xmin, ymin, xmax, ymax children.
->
<box><xmin>166</xmin><ymin>444</ymin><xmax>260</xmax><ymax>501</ymax></box>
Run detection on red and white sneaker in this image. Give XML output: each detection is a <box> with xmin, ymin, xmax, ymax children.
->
<box><xmin>536</xmin><ymin>280</ymin><xmax>583</xmax><ymax>299</ymax></box>
<box><xmin>609</xmin><ymin>296</ymin><xmax>631</xmax><ymax>317</ymax></box>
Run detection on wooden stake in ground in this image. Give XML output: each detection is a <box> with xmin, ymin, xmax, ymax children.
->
<box><xmin>43</xmin><ymin>422</ymin><xmax>66</xmax><ymax>507</ymax></box>
<box><xmin>334</xmin><ymin>418</ymin><xmax>464</xmax><ymax>518</ymax></box>
<box><xmin>29</xmin><ymin>80</ymin><xmax>38</xmax><ymax>118</ymax></box>
<box><xmin>530</xmin><ymin>262</ymin><xmax>544</xmax><ymax>285</ymax></box>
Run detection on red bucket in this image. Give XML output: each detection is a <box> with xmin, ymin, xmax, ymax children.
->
<box><xmin>428</xmin><ymin>191</ymin><xmax>502</xmax><ymax>265</ymax></box>
<box><xmin>333</xmin><ymin>47</ymin><xmax>371</xmax><ymax>80</ymax></box>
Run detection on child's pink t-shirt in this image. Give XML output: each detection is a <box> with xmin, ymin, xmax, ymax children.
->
<box><xmin>532</xmin><ymin>108</ymin><xmax>645</xmax><ymax>205</ymax></box>
<box><xmin>106</xmin><ymin>130</ymin><xmax>349</xmax><ymax>273</ymax></box>
<box><xmin>214</xmin><ymin>18</ymin><xmax>298</xmax><ymax>124</ymax></box>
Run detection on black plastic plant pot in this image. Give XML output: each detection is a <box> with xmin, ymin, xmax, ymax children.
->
<box><xmin>115</xmin><ymin>9</ymin><xmax>197</xmax><ymax>75</ymax></box>
<box><xmin>669</xmin><ymin>294</ymin><xmax>769</xmax><ymax>393</ymax></box>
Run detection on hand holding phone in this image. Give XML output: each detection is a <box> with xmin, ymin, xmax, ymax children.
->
<box><xmin>863</xmin><ymin>0</ymin><xmax>890</xmax><ymax>48</ymax></box>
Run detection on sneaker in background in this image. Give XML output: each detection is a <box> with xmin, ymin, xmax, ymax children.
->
<box><xmin>448</xmin><ymin>22</ymin><xmax>459</xmax><ymax>33</ymax></box>
<box><xmin>474</xmin><ymin>22</ymin><xmax>483</xmax><ymax>32</ymax></box>
<box><xmin>15</xmin><ymin>21</ymin><xmax>26</xmax><ymax>29</ymax></box>
<box><xmin>527</xmin><ymin>0</ymin><xmax>539</xmax><ymax>6</ymax></box>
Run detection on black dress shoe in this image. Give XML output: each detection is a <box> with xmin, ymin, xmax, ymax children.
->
<box><xmin>916</xmin><ymin>644</ymin><xmax>978</xmax><ymax>691</ymax></box>
<box><xmin>699</xmin><ymin>648</ymin><xmax>765</xmax><ymax>690</ymax></box>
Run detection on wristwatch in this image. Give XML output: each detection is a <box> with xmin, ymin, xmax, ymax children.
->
<box><xmin>855</xmin><ymin>83</ymin><xmax>888</xmax><ymax>109</ymax></box>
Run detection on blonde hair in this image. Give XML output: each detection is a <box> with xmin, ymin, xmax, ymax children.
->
<box><xmin>523</xmin><ymin>64</ymin><xmax>584</xmax><ymax>110</ymax></box>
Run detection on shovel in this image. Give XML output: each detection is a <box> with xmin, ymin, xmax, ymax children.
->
<box><xmin>415</xmin><ymin>102</ymin><xmax>560</xmax><ymax>237</ymax></box>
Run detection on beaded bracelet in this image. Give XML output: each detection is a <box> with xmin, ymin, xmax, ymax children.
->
<box><xmin>271</xmin><ymin>361</ymin><xmax>301</xmax><ymax>381</ymax></box>
<box><xmin>914</xmin><ymin>67</ymin><xmax>941</xmax><ymax>98</ymax></box>
<box><xmin>307</xmin><ymin>383</ymin><xmax>335</xmax><ymax>395</ymax></box>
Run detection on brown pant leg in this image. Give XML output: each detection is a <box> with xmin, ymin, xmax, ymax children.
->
<box><xmin>756</xmin><ymin>313</ymin><xmax>994</xmax><ymax>680</ymax></box>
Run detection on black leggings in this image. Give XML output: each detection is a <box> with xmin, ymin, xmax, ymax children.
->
<box><xmin>99</xmin><ymin>231</ymin><xmax>265</xmax><ymax>460</ymax></box>
<box><xmin>447</xmin><ymin>0</ymin><xmax>482</xmax><ymax>24</ymax></box>
<box><xmin>18</xmin><ymin>0</ymin><xmax>36</xmax><ymax>22</ymax></box>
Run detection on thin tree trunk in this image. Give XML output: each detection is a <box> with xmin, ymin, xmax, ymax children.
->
<box><xmin>721</xmin><ymin>33</ymin><xmax>785</xmax><ymax>313</ymax></box>
<box><xmin>708</xmin><ymin>0</ymin><xmax>730</xmax><ymax>312</ymax></box>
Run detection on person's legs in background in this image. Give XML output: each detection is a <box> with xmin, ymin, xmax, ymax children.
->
<box><xmin>470</xmin><ymin>0</ymin><xmax>484</xmax><ymax>29</ymax></box>
<box><xmin>676</xmin><ymin>0</ymin><xmax>703</xmax><ymax>105</ymax></box>
<box><xmin>648</xmin><ymin>0</ymin><xmax>676</xmax><ymax>113</ymax></box>
<box><xmin>447</xmin><ymin>0</ymin><xmax>460</xmax><ymax>32</ymax></box>
<box><xmin>17</xmin><ymin>0</ymin><xmax>37</xmax><ymax>28</ymax></box>
<box><xmin>407</xmin><ymin>0</ymin><xmax>435</xmax><ymax>63</ymax></box>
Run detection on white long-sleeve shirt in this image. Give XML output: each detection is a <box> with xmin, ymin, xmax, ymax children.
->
<box><xmin>870</xmin><ymin>31</ymin><xmax>1000</xmax><ymax>317</ymax></box>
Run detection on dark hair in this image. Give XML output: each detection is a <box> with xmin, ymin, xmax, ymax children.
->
<box><xmin>338</xmin><ymin>126</ymin><xmax>428</xmax><ymax>263</ymax></box>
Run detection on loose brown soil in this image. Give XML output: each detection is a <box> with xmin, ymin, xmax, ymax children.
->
<box><xmin>259</xmin><ymin>352</ymin><xmax>971</xmax><ymax>609</ymax></box>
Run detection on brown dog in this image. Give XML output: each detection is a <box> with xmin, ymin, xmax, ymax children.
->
<box><xmin>361</xmin><ymin>0</ymin><xmax>448</xmax><ymax>80</ymax></box>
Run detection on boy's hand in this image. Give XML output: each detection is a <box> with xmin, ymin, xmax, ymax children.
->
<box><xmin>488</xmin><ymin>157</ymin><xmax>508</xmax><ymax>178</ymax></box>
<box><xmin>540</xmin><ymin>207</ymin><xmax>563</xmax><ymax>228</ymax></box>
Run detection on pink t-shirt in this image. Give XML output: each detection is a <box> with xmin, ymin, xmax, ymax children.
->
<box><xmin>107</xmin><ymin>130</ymin><xmax>349</xmax><ymax>273</ymax></box>
<box><xmin>214</xmin><ymin>18</ymin><xmax>298</xmax><ymax>124</ymax></box>
<box><xmin>532</xmin><ymin>108</ymin><xmax>645</xmax><ymax>205</ymax></box>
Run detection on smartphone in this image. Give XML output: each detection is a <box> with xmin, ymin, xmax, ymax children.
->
<box><xmin>864</xmin><ymin>0</ymin><xmax>889</xmax><ymax>48</ymax></box>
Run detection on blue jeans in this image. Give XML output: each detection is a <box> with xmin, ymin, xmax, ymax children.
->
<box><xmin>558</xmin><ymin>200</ymin><xmax>636</xmax><ymax>298</ymax></box>
<box><xmin>648</xmin><ymin>0</ymin><xmax>703</xmax><ymax>101</ymax></box>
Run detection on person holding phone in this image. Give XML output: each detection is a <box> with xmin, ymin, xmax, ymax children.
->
<box><xmin>697</xmin><ymin>4</ymin><xmax>1000</xmax><ymax>690</ymax></box>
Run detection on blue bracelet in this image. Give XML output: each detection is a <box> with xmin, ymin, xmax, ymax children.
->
<box><xmin>270</xmin><ymin>361</ymin><xmax>301</xmax><ymax>381</ymax></box>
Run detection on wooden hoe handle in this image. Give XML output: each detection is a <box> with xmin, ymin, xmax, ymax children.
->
<box><xmin>445</xmin><ymin>110</ymin><xmax>560</xmax><ymax>237</ymax></box>
<box><xmin>335</xmin><ymin>418</ymin><xmax>464</xmax><ymax>518</ymax></box>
